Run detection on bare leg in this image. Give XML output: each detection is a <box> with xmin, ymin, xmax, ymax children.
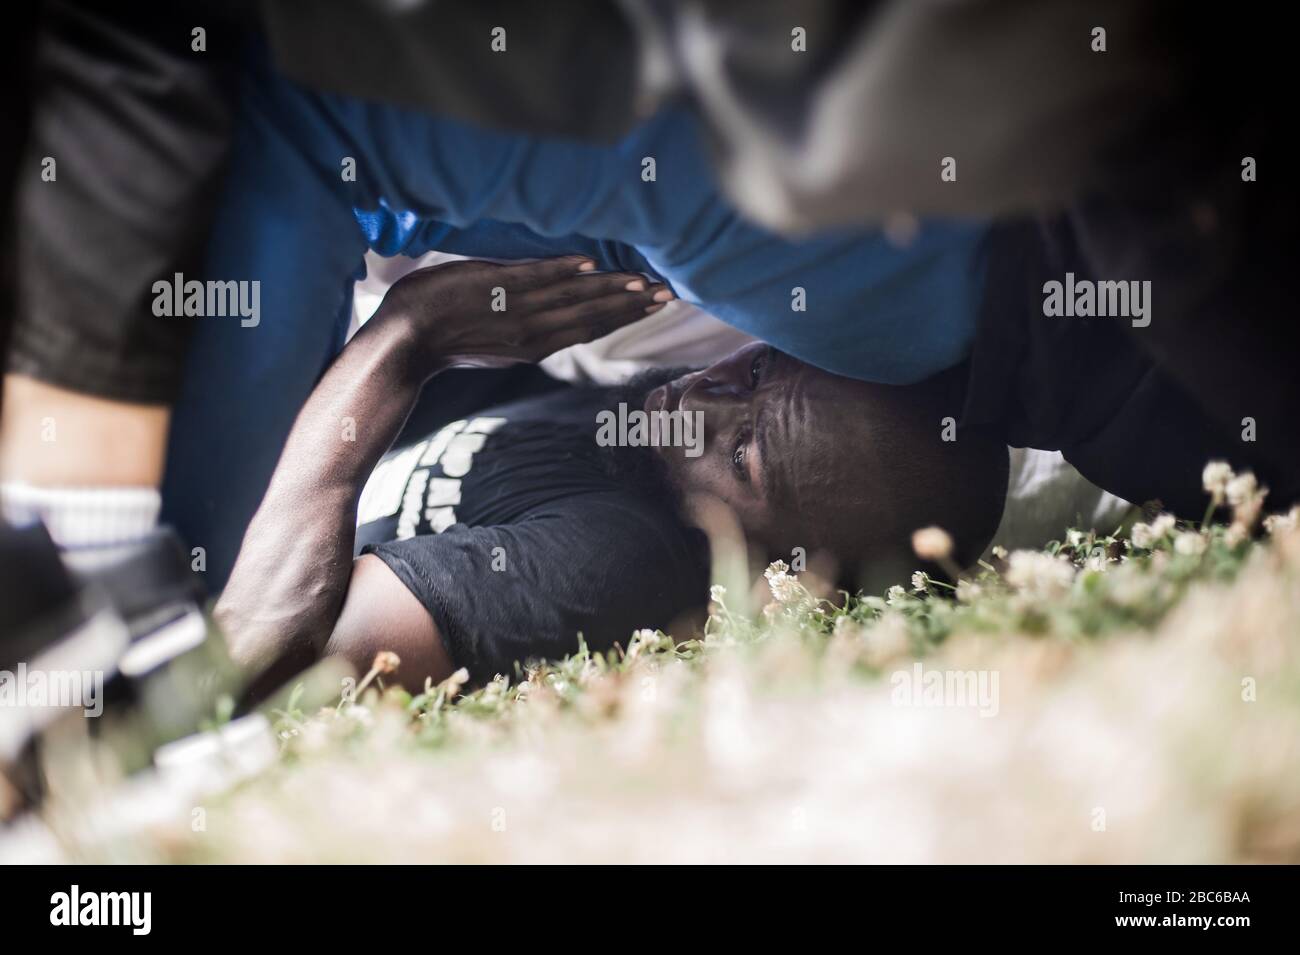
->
<box><xmin>0</xmin><ymin>375</ymin><xmax>169</xmax><ymax>487</ymax></box>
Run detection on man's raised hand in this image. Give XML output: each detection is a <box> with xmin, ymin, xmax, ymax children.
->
<box><xmin>371</xmin><ymin>256</ymin><xmax>675</xmax><ymax>371</ymax></box>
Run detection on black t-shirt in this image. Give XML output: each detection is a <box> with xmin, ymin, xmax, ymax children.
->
<box><xmin>354</xmin><ymin>386</ymin><xmax>709</xmax><ymax>682</ymax></box>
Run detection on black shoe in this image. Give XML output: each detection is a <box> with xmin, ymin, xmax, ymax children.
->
<box><xmin>1</xmin><ymin>522</ymin><xmax>237</xmax><ymax>818</ymax></box>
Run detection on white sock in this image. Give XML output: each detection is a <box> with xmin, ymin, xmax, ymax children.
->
<box><xmin>0</xmin><ymin>482</ymin><xmax>161</xmax><ymax>553</ymax></box>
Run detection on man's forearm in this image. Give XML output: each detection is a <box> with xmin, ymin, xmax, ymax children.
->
<box><xmin>262</xmin><ymin>315</ymin><xmax>429</xmax><ymax>504</ymax></box>
<box><xmin>218</xmin><ymin>313</ymin><xmax>432</xmax><ymax>669</ymax></box>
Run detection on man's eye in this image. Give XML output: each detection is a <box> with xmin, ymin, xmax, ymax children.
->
<box><xmin>732</xmin><ymin>433</ymin><xmax>750</xmax><ymax>481</ymax></box>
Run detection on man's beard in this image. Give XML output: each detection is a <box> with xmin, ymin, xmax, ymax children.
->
<box><xmin>584</xmin><ymin>366</ymin><xmax>696</xmax><ymax>519</ymax></box>
<box><xmin>601</xmin><ymin>366</ymin><xmax>694</xmax><ymax>414</ymax></box>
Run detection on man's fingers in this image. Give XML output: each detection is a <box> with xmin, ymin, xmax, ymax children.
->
<box><xmin>513</xmin><ymin>271</ymin><xmax>668</xmax><ymax>313</ymax></box>
<box><xmin>529</xmin><ymin>289</ymin><xmax>669</xmax><ymax>349</ymax></box>
<box><xmin>534</xmin><ymin>321</ymin><xmax>622</xmax><ymax>356</ymax></box>
<box><xmin>498</xmin><ymin>255</ymin><xmax>598</xmax><ymax>292</ymax></box>
<box><xmin>539</xmin><ymin>304</ymin><xmax>667</xmax><ymax>355</ymax></box>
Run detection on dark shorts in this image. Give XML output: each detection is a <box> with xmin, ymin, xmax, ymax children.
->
<box><xmin>7</xmin><ymin>1</ymin><xmax>240</xmax><ymax>403</ymax></box>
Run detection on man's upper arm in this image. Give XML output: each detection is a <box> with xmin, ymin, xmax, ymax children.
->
<box><xmin>325</xmin><ymin>554</ymin><xmax>455</xmax><ymax>692</ymax></box>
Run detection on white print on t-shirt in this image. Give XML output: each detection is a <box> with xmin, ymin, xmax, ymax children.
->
<box><xmin>440</xmin><ymin>432</ymin><xmax>488</xmax><ymax>478</ymax></box>
<box><xmin>396</xmin><ymin>469</ymin><xmax>430</xmax><ymax>540</ymax></box>
<box><xmin>425</xmin><ymin>477</ymin><xmax>462</xmax><ymax>506</ymax></box>
<box><xmin>418</xmin><ymin>419</ymin><xmax>466</xmax><ymax>467</ymax></box>
<box><xmin>357</xmin><ymin>416</ymin><xmax>508</xmax><ymax>536</ymax></box>
<box><xmin>357</xmin><ymin>440</ymin><xmax>428</xmax><ymax>526</ymax></box>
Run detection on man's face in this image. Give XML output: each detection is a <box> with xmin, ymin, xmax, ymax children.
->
<box><xmin>644</xmin><ymin>342</ymin><xmax>883</xmax><ymax>551</ymax></box>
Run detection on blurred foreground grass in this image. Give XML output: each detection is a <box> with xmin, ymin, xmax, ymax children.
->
<box><xmin>37</xmin><ymin>471</ymin><xmax>1300</xmax><ymax>863</ymax></box>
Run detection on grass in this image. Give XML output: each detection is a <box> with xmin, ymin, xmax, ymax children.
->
<box><xmin>31</xmin><ymin>472</ymin><xmax>1300</xmax><ymax>863</ymax></box>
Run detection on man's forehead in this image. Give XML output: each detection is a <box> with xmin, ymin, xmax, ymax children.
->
<box><xmin>770</xmin><ymin>365</ymin><xmax>874</xmax><ymax>505</ymax></box>
<box><xmin>778</xmin><ymin>359</ymin><xmax>866</xmax><ymax>434</ymax></box>
<box><xmin>764</xmin><ymin>365</ymin><xmax>815</xmax><ymax>511</ymax></box>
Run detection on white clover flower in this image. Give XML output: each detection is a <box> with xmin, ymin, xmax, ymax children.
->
<box><xmin>1173</xmin><ymin>531</ymin><xmax>1207</xmax><ymax>557</ymax></box>
<box><xmin>1132</xmin><ymin>514</ymin><xmax>1174</xmax><ymax>549</ymax></box>
<box><xmin>911</xmin><ymin>571</ymin><xmax>929</xmax><ymax>593</ymax></box>
<box><xmin>1224</xmin><ymin>474</ymin><xmax>1268</xmax><ymax>545</ymax></box>
<box><xmin>1150</xmin><ymin>513</ymin><xmax>1176</xmax><ymax>538</ymax></box>
<box><xmin>1084</xmin><ymin>553</ymin><xmax>1111</xmax><ymax>572</ymax></box>
<box><xmin>443</xmin><ymin>667</ymin><xmax>470</xmax><ymax>697</ymax></box>
<box><xmin>1005</xmin><ymin>550</ymin><xmax>1075</xmax><ymax>599</ymax></box>
<box><xmin>955</xmin><ymin>579</ymin><xmax>983</xmax><ymax>603</ymax></box>
<box><xmin>1202</xmin><ymin>460</ymin><xmax>1233</xmax><ymax>500</ymax></box>
<box><xmin>990</xmin><ymin>545</ymin><xmax>1008</xmax><ymax>560</ymax></box>
<box><xmin>763</xmin><ymin>560</ymin><xmax>790</xmax><ymax>580</ymax></box>
<box><xmin>759</xmin><ymin>556</ymin><xmax>806</xmax><ymax>608</ymax></box>
<box><xmin>769</xmin><ymin>576</ymin><xmax>801</xmax><ymax>605</ymax></box>
<box><xmin>709</xmin><ymin>584</ymin><xmax>727</xmax><ymax>604</ymax></box>
<box><xmin>1263</xmin><ymin>506</ymin><xmax>1299</xmax><ymax>536</ymax></box>
<box><xmin>886</xmin><ymin>584</ymin><xmax>906</xmax><ymax>604</ymax></box>
<box><xmin>627</xmin><ymin>629</ymin><xmax>660</xmax><ymax>658</ymax></box>
<box><xmin>911</xmin><ymin>526</ymin><xmax>953</xmax><ymax>562</ymax></box>
<box><xmin>1226</xmin><ymin>472</ymin><xmax>1257</xmax><ymax>507</ymax></box>
<box><xmin>763</xmin><ymin>562</ymin><xmax>803</xmax><ymax>605</ymax></box>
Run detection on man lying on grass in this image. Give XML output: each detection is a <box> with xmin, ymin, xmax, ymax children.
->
<box><xmin>216</xmin><ymin>257</ymin><xmax>1008</xmax><ymax>694</ymax></box>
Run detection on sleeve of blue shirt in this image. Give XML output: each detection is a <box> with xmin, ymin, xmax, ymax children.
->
<box><xmin>317</xmin><ymin>76</ymin><xmax>988</xmax><ymax>386</ymax></box>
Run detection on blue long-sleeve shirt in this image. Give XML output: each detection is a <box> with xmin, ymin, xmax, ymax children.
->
<box><xmin>336</xmin><ymin>100</ymin><xmax>987</xmax><ymax>385</ymax></box>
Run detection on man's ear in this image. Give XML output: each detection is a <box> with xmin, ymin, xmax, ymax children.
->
<box><xmin>325</xmin><ymin>555</ymin><xmax>455</xmax><ymax>692</ymax></box>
